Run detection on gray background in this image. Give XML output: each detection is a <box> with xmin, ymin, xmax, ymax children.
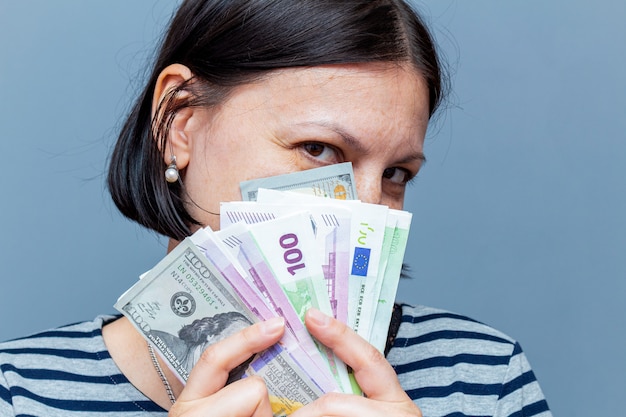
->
<box><xmin>1</xmin><ymin>1</ymin><xmax>624</xmax><ymax>416</ymax></box>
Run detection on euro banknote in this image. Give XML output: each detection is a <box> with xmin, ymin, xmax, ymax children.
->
<box><xmin>215</xmin><ymin>222</ymin><xmax>330</xmax><ymax>374</ymax></box>
<box><xmin>220</xmin><ymin>199</ymin><xmax>352</xmax><ymax>323</ymax></box>
<box><xmin>368</xmin><ymin>210</ymin><xmax>412</xmax><ymax>353</ymax></box>
<box><xmin>189</xmin><ymin>226</ymin><xmax>338</xmax><ymax>391</ymax></box>
<box><xmin>219</xmin><ymin>206</ymin><xmax>352</xmax><ymax>391</ymax></box>
<box><xmin>251</xmin><ymin>189</ymin><xmax>395</xmax><ymax>340</ymax></box>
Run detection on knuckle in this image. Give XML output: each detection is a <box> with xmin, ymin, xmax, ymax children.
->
<box><xmin>328</xmin><ymin>317</ymin><xmax>351</xmax><ymax>345</ymax></box>
<box><xmin>240</xmin><ymin>324</ymin><xmax>257</xmax><ymax>346</ymax></box>
<box><xmin>323</xmin><ymin>392</ymin><xmax>344</xmax><ymax>402</ymax></box>
<box><xmin>198</xmin><ymin>343</ymin><xmax>221</xmax><ymax>367</ymax></box>
<box><xmin>244</xmin><ymin>375</ymin><xmax>269</xmax><ymax>397</ymax></box>
<box><xmin>397</xmin><ymin>402</ymin><xmax>423</xmax><ymax>417</ymax></box>
<box><xmin>406</xmin><ymin>408</ymin><xmax>423</xmax><ymax>417</ymax></box>
<box><xmin>362</xmin><ymin>342</ymin><xmax>386</xmax><ymax>366</ymax></box>
<box><xmin>316</xmin><ymin>391</ymin><xmax>343</xmax><ymax>411</ymax></box>
<box><xmin>230</xmin><ymin>375</ymin><xmax>270</xmax><ymax>407</ymax></box>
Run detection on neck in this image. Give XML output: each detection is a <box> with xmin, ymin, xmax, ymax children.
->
<box><xmin>102</xmin><ymin>317</ymin><xmax>183</xmax><ymax>410</ymax></box>
<box><xmin>167</xmin><ymin>238</ymin><xmax>180</xmax><ymax>253</ymax></box>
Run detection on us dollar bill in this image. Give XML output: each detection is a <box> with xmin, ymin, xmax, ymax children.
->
<box><xmin>114</xmin><ymin>239</ymin><xmax>330</xmax><ymax>416</ymax></box>
<box><xmin>240</xmin><ymin>162</ymin><xmax>357</xmax><ymax>201</ymax></box>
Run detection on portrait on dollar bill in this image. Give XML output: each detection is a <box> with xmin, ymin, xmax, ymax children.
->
<box><xmin>151</xmin><ymin>312</ymin><xmax>253</xmax><ymax>382</ymax></box>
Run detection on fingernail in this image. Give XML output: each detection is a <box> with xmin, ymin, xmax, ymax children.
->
<box><xmin>307</xmin><ymin>308</ymin><xmax>330</xmax><ymax>327</ymax></box>
<box><xmin>261</xmin><ymin>317</ymin><xmax>285</xmax><ymax>335</ymax></box>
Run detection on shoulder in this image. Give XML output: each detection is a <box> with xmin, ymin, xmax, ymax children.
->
<box><xmin>0</xmin><ymin>315</ymin><xmax>116</xmax><ymax>350</ymax></box>
<box><xmin>0</xmin><ymin>315</ymin><xmax>165</xmax><ymax>415</ymax></box>
<box><xmin>388</xmin><ymin>304</ymin><xmax>552</xmax><ymax>417</ymax></box>
<box><xmin>0</xmin><ymin>316</ymin><xmax>115</xmax><ymax>415</ymax></box>
<box><xmin>388</xmin><ymin>304</ymin><xmax>518</xmax><ymax>380</ymax></box>
<box><xmin>392</xmin><ymin>304</ymin><xmax>517</xmax><ymax>352</ymax></box>
<box><xmin>0</xmin><ymin>315</ymin><xmax>117</xmax><ymax>353</ymax></box>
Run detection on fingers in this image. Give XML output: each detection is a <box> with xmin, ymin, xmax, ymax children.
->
<box><xmin>289</xmin><ymin>392</ymin><xmax>371</xmax><ymax>417</ymax></box>
<box><xmin>178</xmin><ymin>316</ymin><xmax>285</xmax><ymax>402</ymax></box>
<box><xmin>304</xmin><ymin>308</ymin><xmax>407</xmax><ymax>402</ymax></box>
<box><xmin>290</xmin><ymin>391</ymin><xmax>422</xmax><ymax>417</ymax></box>
<box><xmin>170</xmin><ymin>376</ymin><xmax>274</xmax><ymax>417</ymax></box>
<box><xmin>294</xmin><ymin>312</ymin><xmax>423</xmax><ymax>417</ymax></box>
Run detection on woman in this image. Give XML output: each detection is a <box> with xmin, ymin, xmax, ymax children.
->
<box><xmin>0</xmin><ymin>1</ymin><xmax>551</xmax><ymax>416</ymax></box>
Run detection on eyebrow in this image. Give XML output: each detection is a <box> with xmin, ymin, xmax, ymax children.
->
<box><xmin>297</xmin><ymin>121</ymin><xmax>427</xmax><ymax>164</ymax></box>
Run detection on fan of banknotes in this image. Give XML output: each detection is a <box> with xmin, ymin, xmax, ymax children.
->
<box><xmin>115</xmin><ymin>162</ymin><xmax>412</xmax><ymax>416</ymax></box>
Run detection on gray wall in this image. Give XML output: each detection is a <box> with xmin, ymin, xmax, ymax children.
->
<box><xmin>1</xmin><ymin>1</ymin><xmax>624</xmax><ymax>416</ymax></box>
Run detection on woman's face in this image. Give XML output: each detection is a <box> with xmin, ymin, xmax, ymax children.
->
<box><xmin>166</xmin><ymin>63</ymin><xmax>430</xmax><ymax>232</ymax></box>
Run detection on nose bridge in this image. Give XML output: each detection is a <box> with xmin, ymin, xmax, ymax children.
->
<box><xmin>354</xmin><ymin>166</ymin><xmax>382</xmax><ymax>205</ymax></box>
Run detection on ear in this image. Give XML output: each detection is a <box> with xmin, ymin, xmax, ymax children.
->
<box><xmin>152</xmin><ymin>63</ymin><xmax>195</xmax><ymax>171</ymax></box>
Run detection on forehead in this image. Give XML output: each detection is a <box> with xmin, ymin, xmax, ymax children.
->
<box><xmin>216</xmin><ymin>63</ymin><xmax>430</xmax><ymax>148</ymax></box>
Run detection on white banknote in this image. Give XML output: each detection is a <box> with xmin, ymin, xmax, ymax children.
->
<box><xmin>221</xmin><ymin>198</ymin><xmax>352</xmax><ymax>323</ymax></box>
<box><xmin>249</xmin><ymin>212</ymin><xmax>351</xmax><ymax>390</ymax></box>
<box><xmin>368</xmin><ymin>210</ymin><xmax>412</xmax><ymax>353</ymax></box>
<box><xmin>215</xmin><ymin>223</ymin><xmax>331</xmax><ymax>377</ymax></box>
<box><xmin>189</xmin><ymin>226</ymin><xmax>338</xmax><ymax>392</ymax></box>
<box><xmin>253</xmin><ymin>189</ymin><xmax>356</xmax><ymax>323</ymax></box>
<box><xmin>252</xmin><ymin>189</ymin><xmax>402</xmax><ymax>348</ymax></box>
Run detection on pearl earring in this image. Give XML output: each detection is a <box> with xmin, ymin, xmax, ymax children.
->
<box><xmin>165</xmin><ymin>156</ymin><xmax>179</xmax><ymax>183</ymax></box>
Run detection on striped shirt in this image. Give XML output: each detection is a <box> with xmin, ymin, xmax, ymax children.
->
<box><xmin>388</xmin><ymin>305</ymin><xmax>551</xmax><ymax>417</ymax></box>
<box><xmin>0</xmin><ymin>305</ymin><xmax>551</xmax><ymax>416</ymax></box>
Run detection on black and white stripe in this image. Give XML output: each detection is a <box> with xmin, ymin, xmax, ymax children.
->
<box><xmin>1</xmin><ymin>307</ymin><xmax>551</xmax><ymax>416</ymax></box>
<box><xmin>389</xmin><ymin>305</ymin><xmax>551</xmax><ymax>417</ymax></box>
<box><xmin>0</xmin><ymin>317</ymin><xmax>166</xmax><ymax>416</ymax></box>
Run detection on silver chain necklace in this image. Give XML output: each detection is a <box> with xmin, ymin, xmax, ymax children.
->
<box><xmin>147</xmin><ymin>343</ymin><xmax>177</xmax><ymax>405</ymax></box>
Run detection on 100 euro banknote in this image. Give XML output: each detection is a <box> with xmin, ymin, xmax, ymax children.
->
<box><xmin>189</xmin><ymin>226</ymin><xmax>338</xmax><ymax>391</ymax></box>
<box><xmin>219</xmin><ymin>207</ymin><xmax>352</xmax><ymax>391</ymax></box>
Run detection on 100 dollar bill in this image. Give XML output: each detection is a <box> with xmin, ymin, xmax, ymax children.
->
<box><xmin>240</xmin><ymin>162</ymin><xmax>357</xmax><ymax>201</ymax></box>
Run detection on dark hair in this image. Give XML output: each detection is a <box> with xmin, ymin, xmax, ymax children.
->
<box><xmin>108</xmin><ymin>0</ymin><xmax>447</xmax><ymax>239</ymax></box>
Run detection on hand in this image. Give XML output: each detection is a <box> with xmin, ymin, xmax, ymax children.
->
<box><xmin>168</xmin><ymin>317</ymin><xmax>285</xmax><ymax>417</ymax></box>
<box><xmin>291</xmin><ymin>308</ymin><xmax>423</xmax><ymax>417</ymax></box>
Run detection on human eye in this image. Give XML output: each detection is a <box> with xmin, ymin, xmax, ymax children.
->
<box><xmin>301</xmin><ymin>142</ymin><xmax>342</xmax><ymax>164</ymax></box>
<box><xmin>382</xmin><ymin>167</ymin><xmax>413</xmax><ymax>185</ymax></box>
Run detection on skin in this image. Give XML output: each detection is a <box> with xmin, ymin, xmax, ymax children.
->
<box><xmin>104</xmin><ymin>62</ymin><xmax>429</xmax><ymax>416</ymax></box>
<box><xmin>157</xmin><ymin>62</ymin><xmax>428</xmax><ymax>231</ymax></box>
